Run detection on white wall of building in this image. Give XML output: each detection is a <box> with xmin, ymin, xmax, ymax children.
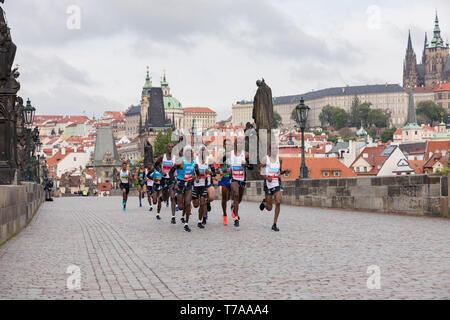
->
<box><xmin>56</xmin><ymin>151</ymin><xmax>91</xmax><ymax>177</ymax></box>
<box><xmin>377</xmin><ymin>147</ymin><xmax>412</xmax><ymax>176</ymax></box>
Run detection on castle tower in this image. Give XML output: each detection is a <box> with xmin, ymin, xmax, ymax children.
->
<box><xmin>140</xmin><ymin>67</ymin><xmax>152</xmax><ymax>128</ymax></box>
<box><xmin>403</xmin><ymin>30</ymin><xmax>419</xmax><ymax>88</ymax></box>
<box><xmin>423</xmin><ymin>12</ymin><xmax>450</xmax><ymax>87</ymax></box>
<box><xmin>142</xmin><ymin>66</ymin><xmax>152</xmax><ymax>97</ymax></box>
<box><xmin>160</xmin><ymin>69</ymin><xmax>171</xmax><ymax>97</ymax></box>
<box><xmin>422</xmin><ymin>32</ymin><xmax>428</xmax><ymax>64</ymax></box>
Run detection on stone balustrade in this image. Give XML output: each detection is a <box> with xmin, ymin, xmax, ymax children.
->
<box><xmin>243</xmin><ymin>175</ymin><xmax>449</xmax><ymax>218</ymax></box>
<box><xmin>0</xmin><ymin>183</ymin><xmax>45</xmax><ymax>245</ymax></box>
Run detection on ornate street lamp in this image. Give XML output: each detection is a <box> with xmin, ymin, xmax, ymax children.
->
<box><xmin>22</xmin><ymin>98</ymin><xmax>36</xmax><ymax>182</ymax></box>
<box><xmin>35</xmin><ymin>138</ymin><xmax>42</xmax><ymax>184</ymax></box>
<box><xmin>295</xmin><ymin>98</ymin><xmax>310</xmax><ymax>179</ymax></box>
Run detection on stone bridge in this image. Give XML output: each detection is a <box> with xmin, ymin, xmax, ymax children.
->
<box><xmin>0</xmin><ymin>196</ymin><xmax>448</xmax><ymax>299</ymax></box>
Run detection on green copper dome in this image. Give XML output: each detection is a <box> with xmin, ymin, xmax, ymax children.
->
<box><xmin>163</xmin><ymin>96</ymin><xmax>182</xmax><ymax>109</ymax></box>
<box><xmin>142</xmin><ymin>66</ymin><xmax>152</xmax><ymax>96</ymax></box>
<box><xmin>161</xmin><ymin>70</ymin><xmax>169</xmax><ymax>88</ymax></box>
<box><xmin>356</xmin><ymin>126</ymin><xmax>368</xmax><ymax>137</ymax></box>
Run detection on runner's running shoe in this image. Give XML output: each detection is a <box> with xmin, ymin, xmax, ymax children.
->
<box><xmin>171</xmin><ymin>217</ymin><xmax>176</xmax><ymax>224</ymax></box>
<box><xmin>149</xmin><ymin>207</ymin><xmax>153</xmax><ymax>212</ymax></box>
<box><xmin>223</xmin><ymin>215</ymin><xmax>228</xmax><ymax>226</ymax></box>
<box><xmin>259</xmin><ymin>199</ymin><xmax>266</xmax><ymax>211</ymax></box>
<box><xmin>181</xmin><ymin>217</ymin><xmax>185</xmax><ymax>224</ymax></box>
<box><xmin>197</xmin><ymin>222</ymin><xmax>205</xmax><ymax>229</ymax></box>
<box><xmin>271</xmin><ymin>224</ymin><xmax>280</xmax><ymax>232</ymax></box>
<box><xmin>156</xmin><ymin>214</ymin><xmax>161</xmax><ymax>220</ymax></box>
<box><xmin>184</xmin><ymin>225</ymin><xmax>191</xmax><ymax>232</ymax></box>
<box><xmin>234</xmin><ymin>219</ymin><xmax>239</xmax><ymax>227</ymax></box>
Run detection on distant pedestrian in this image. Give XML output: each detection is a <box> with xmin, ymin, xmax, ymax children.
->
<box><xmin>44</xmin><ymin>179</ymin><xmax>54</xmax><ymax>201</ymax></box>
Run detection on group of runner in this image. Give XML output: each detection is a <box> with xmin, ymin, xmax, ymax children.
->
<box><xmin>117</xmin><ymin>138</ymin><xmax>290</xmax><ymax>232</ymax></box>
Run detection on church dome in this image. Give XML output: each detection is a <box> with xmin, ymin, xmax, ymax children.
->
<box><xmin>164</xmin><ymin>96</ymin><xmax>183</xmax><ymax>109</ymax></box>
<box><xmin>356</xmin><ymin>126</ymin><xmax>368</xmax><ymax>137</ymax></box>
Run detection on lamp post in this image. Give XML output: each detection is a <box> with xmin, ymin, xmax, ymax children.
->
<box><xmin>35</xmin><ymin>138</ymin><xmax>42</xmax><ymax>184</ymax></box>
<box><xmin>22</xmin><ymin>98</ymin><xmax>36</xmax><ymax>182</ymax></box>
<box><xmin>295</xmin><ymin>98</ymin><xmax>310</xmax><ymax>179</ymax></box>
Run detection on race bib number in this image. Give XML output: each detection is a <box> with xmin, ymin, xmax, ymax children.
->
<box><xmin>232</xmin><ymin>166</ymin><xmax>244</xmax><ymax>179</ymax></box>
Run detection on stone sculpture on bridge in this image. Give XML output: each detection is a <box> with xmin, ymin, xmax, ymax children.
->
<box><xmin>0</xmin><ymin>0</ymin><xmax>21</xmax><ymax>184</ymax></box>
<box><xmin>144</xmin><ymin>140</ymin><xmax>154</xmax><ymax>166</ymax></box>
<box><xmin>248</xmin><ymin>78</ymin><xmax>274</xmax><ymax>180</ymax></box>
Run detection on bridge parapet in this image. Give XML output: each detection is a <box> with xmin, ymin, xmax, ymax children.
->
<box><xmin>244</xmin><ymin>175</ymin><xmax>449</xmax><ymax>218</ymax></box>
<box><xmin>0</xmin><ymin>183</ymin><xmax>44</xmax><ymax>245</ymax></box>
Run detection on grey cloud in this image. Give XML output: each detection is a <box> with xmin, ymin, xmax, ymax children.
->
<box><xmin>20</xmin><ymin>85</ymin><xmax>122</xmax><ymax>116</ymax></box>
<box><xmin>5</xmin><ymin>0</ymin><xmax>357</xmax><ymax>63</ymax></box>
<box><xmin>16</xmin><ymin>50</ymin><xmax>92</xmax><ymax>87</ymax></box>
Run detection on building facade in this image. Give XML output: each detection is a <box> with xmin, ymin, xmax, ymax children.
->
<box><xmin>233</xmin><ymin>84</ymin><xmax>408</xmax><ymax>128</ymax></box>
<box><xmin>183</xmin><ymin>107</ymin><xmax>217</xmax><ymax>131</ymax></box>
<box><xmin>124</xmin><ymin>105</ymin><xmax>141</xmax><ymax>139</ymax></box>
<box><xmin>403</xmin><ymin>13</ymin><xmax>450</xmax><ymax>88</ymax></box>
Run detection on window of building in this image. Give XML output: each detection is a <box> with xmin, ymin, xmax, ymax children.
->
<box><xmin>363</xmin><ymin>167</ymin><xmax>367</xmax><ymax>172</ymax></box>
<box><xmin>333</xmin><ymin>171</ymin><xmax>340</xmax><ymax>177</ymax></box>
<box><xmin>322</xmin><ymin>171</ymin><xmax>330</xmax><ymax>177</ymax></box>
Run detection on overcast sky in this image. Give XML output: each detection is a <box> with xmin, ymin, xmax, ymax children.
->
<box><xmin>3</xmin><ymin>0</ymin><xmax>450</xmax><ymax>120</ymax></box>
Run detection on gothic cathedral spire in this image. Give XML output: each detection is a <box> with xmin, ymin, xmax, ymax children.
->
<box><xmin>403</xmin><ymin>30</ymin><xmax>419</xmax><ymax>88</ymax></box>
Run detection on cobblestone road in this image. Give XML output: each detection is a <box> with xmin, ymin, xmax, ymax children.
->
<box><xmin>0</xmin><ymin>196</ymin><xmax>449</xmax><ymax>299</ymax></box>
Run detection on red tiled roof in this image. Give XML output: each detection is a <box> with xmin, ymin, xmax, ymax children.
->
<box><xmin>434</xmin><ymin>83</ymin><xmax>450</xmax><ymax>92</ymax></box>
<box><xmin>350</xmin><ymin>146</ymin><xmax>388</xmax><ymax>175</ymax></box>
<box><xmin>408</xmin><ymin>160</ymin><xmax>425</xmax><ymax>174</ymax></box>
<box><xmin>280</xmin><ymin>157</ymin><xmax>357</xmax><ymax>180</ymax></box>
<box><xmin>425</xmin><ymin>140</ymin><xmax>450</xmax><ymax>160</ymax></box>
<box><xmin>413</xmin><ymin>86</ymin><xmax>437</xmax><ymax>93</ymax></box>
<box><xmin>97</xmin><ymin>182</ymin><xmax>111</xmax><ymax>192</ymax></box>
<box><xmin>83</xmin><ymin>168</ymin><xmax>95</xmax><ymax>179</ymax></box>
<box><xmin>183</xmin><ymin>107</ymin><xmax>216</xmax><ymax>114</ymax></box>
<box><xmin>394</xmin><ymin>128</ymin><xmax>402</xmax><ymax>135</ymax></box>
<box><xmin>424</xmin><ymin>153</ymin><xmax>447</xmax><ymax>169</ymax></box>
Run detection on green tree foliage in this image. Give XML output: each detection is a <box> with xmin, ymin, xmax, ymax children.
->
<box><xmin>332</xmin><ymin>108</ymin><xmax>349</xmax><ymax>130</ymax></box>
<box><xmin>153</xmin><ymin>129</ymin><xmax>177</xmax><ymax>157</ymax></box>
<box><xmin>327</xmin><ymin>134</ymin><xmax>339</xmax><ymax>144</ymax></box>
<box><xmin>416</xmin><ymin>100</ymin><xmax>448</xmax><ymax>125</ymax></box>
<box><xmin>368</xmin><ymin>109</ymin><xmax>389</xmax><ymax>128</ymax></box>
<box><xmin>319</xmin><ymin>105</ymin><xmax>349</xmax><ymax>130</ymax></box>
<box><xmin>290</xmin><ymin>108</ymin><xmax>299</xmax><ymax>125</ymax></box>
<box><xmin>435</xmin><ymin>165</ymin><xmax>450</xmax><ymax>176</ymax></box>
<box><xmin>354</xmin><ymin>102</ymin><xmax>371</xmax><ymax>126</ymax></box>
<box><xmin>381</xmin><ymin>127</ymin><xmax>397</xmax><ymax>143</ymax></box>
<box><xmin>349</xmin><ymin>95</ymin><xmax>360</xmax><ymax>127</ymax></box>
<box><xmin>273</xmin><ymin>111</ymin><xmax>282</xmax><ymax>129</ymax></box>
<box><xmin>319</xmin><ymin>105</ymin><xmax>335</xmax><ymax>127</ymax></box>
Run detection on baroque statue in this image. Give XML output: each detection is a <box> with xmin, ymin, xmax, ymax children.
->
<box><xmin>144</xmin><ymin>140</ymin><xmax>154</xmax><ymax>166</ymax></box>
<box><xmin>0</xmin><ymin>0</ymin><xmax>21</xmax><ymax>184</ymax></box>
<box><xmin>252</xmin><ymin>78</ymin><xmax>274</xmax><ymax>132</ymax></box>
